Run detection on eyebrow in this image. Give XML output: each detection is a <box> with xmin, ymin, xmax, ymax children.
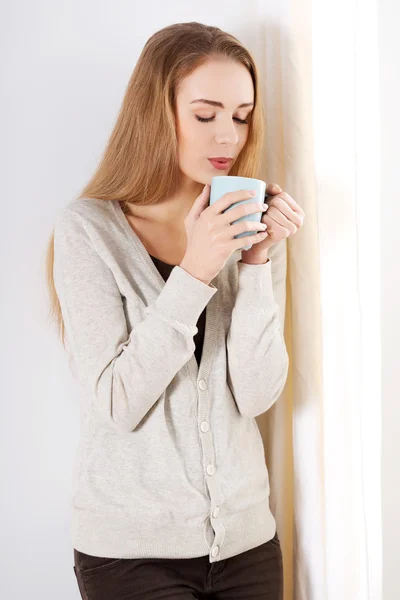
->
<box><xmin>189</xmin><ymin>99</ymin><xmax>254</xmax><ymax>109</ymax></box>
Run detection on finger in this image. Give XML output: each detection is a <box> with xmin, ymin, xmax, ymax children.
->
<box><xmin>264</xmin><ymin>208</ymin><xmax>298</xmax><ymax>234</ymax></box>
<box><xmin>266</xmin><ymin>182</ymin><xmax>282</xmax><ymax>195</ymax></box>
<box><xmin>220</xmin><ymin>200</ymin><xmax>265</xmax><ymax>225</ymax></box>
<box><xmin>211</xmin><ymin>189</ymin><xmax>261</xmax><ymax>215</ymax></box>
<box><xmin>277</xmin><ymin>191</ymin><xmax>305</xmax><ymax>217</ymax></box>
<box><xmin>271</xmin><ymin>196</ymin><xmax>304</xmax><ymax>226</ymax></box>
<box><xmin>190</xmin><ymin>184</ymin><xmax>211</xmax><ymax>220</ymax></box>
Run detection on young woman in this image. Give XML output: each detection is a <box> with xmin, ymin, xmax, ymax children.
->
<box><xmin>46</xmin><ymin>21</ymin><xmax>303</xmax><ymax>600</ymax></box>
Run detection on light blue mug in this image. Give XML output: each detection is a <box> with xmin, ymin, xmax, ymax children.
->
<box><xmin>209</xmin><ymin>176</ymin><xmax>267</xmax><ymax>250</ymax></box>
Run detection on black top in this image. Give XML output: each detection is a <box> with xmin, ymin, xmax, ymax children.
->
<box><xmin>148</xmin><ymin>254</ymin><xmax>206</xmax><ymax>366</ymax></box>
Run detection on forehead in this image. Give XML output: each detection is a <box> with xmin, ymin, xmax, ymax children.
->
<box><xmin>177</xmin><ymin>59</ymin><xmax>254</xmax><ymax>106</ymax></box>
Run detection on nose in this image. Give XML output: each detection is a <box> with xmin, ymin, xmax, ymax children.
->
<box><xmin>214</xmin><ymin>117</ymin><xmax>239</xmax><ymax>146</ymax></box>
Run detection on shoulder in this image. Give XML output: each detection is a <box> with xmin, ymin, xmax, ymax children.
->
<box><xmin>54</xmin><ymin>197</ymin><xmax>115</xmax><ymax>238</ymax></box>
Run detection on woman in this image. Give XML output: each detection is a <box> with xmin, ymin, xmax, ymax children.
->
<box><xmin>46</xmin><ymin>21</ymin><xmax>304</xmax><ymax>600</ymax></box>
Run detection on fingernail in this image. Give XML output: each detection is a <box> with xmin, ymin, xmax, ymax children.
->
<box><xmin>249</xmin><ymin>190</ymin><xmax>257</xmax><ymax>196</ymax></box>
<box><xmin>262</xmin><ymin>203</ymin><xmax>268</xmax><ymax>210</ymax></box>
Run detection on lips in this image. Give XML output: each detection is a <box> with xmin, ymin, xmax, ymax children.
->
<box><xmin>208</xmin><ymin>158</ymin><xmax>233</xmax><ymax>170</ymax></box>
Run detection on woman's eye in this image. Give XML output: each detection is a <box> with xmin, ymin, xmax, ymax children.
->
<box><xmin>195</xmin><ymin>115</ymin><xmax>248</xmax><ymax>125</ymax></box>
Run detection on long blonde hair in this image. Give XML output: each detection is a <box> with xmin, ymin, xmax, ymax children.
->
<box><xmin>45</xmin><ymin>21</ymin><xmax>266</xmax><ymax>347</ymax></box>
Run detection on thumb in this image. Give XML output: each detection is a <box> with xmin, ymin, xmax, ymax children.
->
<box><xmin>189</xmin><ymin>184</ymin><xmax>210</xmax><ymax>221</ymax></box>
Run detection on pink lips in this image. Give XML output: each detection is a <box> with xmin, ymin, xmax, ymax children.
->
<box><xmin>208</xmin><ymin>158</ymin><xmax>232</xmax><ymax>170</ymax></box>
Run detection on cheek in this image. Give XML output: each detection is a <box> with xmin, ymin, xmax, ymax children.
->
<box><xmin>176</xmin><ymin>136</ymin><xmax>201</xmax><ymax>170</ymax></box>
<box><xmin>240</xmin><ymin>128</ymin><xmax>250</xmax><ymax>144</ymax></box>
<box><xmin>237</xmin><ymin>133</ymin><xmax>249</xmax><ymax>154</ymax></box>
<box><xmin>178</xmin><ymin>122</ymin><xmax>206</xmax><ymax>156</ymax></box>
<box><xmin>177</xmin><ymin>128</ymin><xmax>202</xmax><ymax>161</ymax></box>
<box><xmin>177</xmin><ymin>113</ymin><xmax>198</xmax><ymax>137</ymax></box>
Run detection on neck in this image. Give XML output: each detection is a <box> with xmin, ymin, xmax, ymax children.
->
<box><xmin>126</xmin><ymin>180</ymin><xmax>204</xmax><ymax>226</ymax></box>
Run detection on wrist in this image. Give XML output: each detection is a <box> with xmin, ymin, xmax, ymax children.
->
<box><xmin>179</xmin><ymin>260</ymin><xmax>211</xmax><ymax>286</ymax></box>
<box><xmin>240</xmin><ymin>251</ymin><xmax>270</xmax><ymax>265</ymax></box>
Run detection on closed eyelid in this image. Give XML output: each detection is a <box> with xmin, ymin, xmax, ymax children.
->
<box><xmin>194</xmin><ymin>110</ymin><xmax>251</xmax><ymax>120</ymax></box>
<box><xmin>195</xmin><ymin>115</ymin><xmax>248</xmax><ymax>124</ymax></box>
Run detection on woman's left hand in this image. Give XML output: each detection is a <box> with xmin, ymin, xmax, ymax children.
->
<box><xmin>241</xmin><ymin>183</ymin><xmax>305</xmax><ymax>261</ymax></box>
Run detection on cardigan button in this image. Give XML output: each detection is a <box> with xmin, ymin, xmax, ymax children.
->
<box><xmin>198</xmin><ymin>379</ymin><xmax>207</xmax><ymax>390</ymax></box>
<box><xmin>212</xmin><ymin>506</ymin><xmax>220</xmax><ymax>519</ymax></box>
<box><xmin>200</xmin><ymin>421</ymin><xmax>209</xmax><ymax>432</ymax></box>
<box><xmin>211</xmin><ymin>546</ymin><xmax>219</xmax><ymax>557</ymax></box>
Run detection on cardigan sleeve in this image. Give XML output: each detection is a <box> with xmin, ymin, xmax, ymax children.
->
<box><xmin>226</xmin><ymin>258</ymin><xmax>289</xmax><ymax>418</ymax></box>
<box><xmin>53</xmin><ymin>207</ymin><xmax>217</xmax><ymax>434</ymax></box>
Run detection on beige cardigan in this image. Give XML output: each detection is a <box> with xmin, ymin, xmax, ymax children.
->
<box><xmin>53</xmin><ymin>197</ymin><xmax>289</xmax><ymax>563</ymax></box>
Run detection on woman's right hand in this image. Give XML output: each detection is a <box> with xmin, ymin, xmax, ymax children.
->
<box><xmin>179</xmin><ymin>184</ymin><xmax>269</xmax><ymax>285</ymax></box>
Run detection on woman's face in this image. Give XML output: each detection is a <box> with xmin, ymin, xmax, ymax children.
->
<box><xmin>175</xmin><ymin>58</ymin><xmax>254</xmax><ymax>186</ymax></box>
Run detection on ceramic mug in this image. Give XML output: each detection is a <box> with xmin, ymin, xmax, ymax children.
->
<box><xmin>209</xmin><ymin>176</ymin><xmax>267</xmax><ymax>250</ymax></box>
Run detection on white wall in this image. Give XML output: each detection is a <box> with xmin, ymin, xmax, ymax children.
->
<box><xmin>379</xmin><ymin>0</ymin><xmax>400</xmax><ymax>599</ymax></box>
<box><xmin>1</xmin><ymin>2</ymin><xmax>263</xmax><ymax>598</ymax></box>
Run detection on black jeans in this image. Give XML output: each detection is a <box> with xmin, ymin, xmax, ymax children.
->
<box><xmin>73</xmin><ymin>532</ymin><xmax>283</xmax><ymax>599</ymax></box>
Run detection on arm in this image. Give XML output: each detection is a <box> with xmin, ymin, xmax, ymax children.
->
<box><xmin>53</xmin><ymin>208</ymin><xmax>217</xmax><ymax>434</ymax></box>
<box><xmin>226</xmin><ymin>257</ymin><xmax>289</xmax><ymax>418</ymax></box>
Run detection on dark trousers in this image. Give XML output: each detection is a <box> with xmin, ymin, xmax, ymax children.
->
<box><xmin>73</xmin><ymin>532</ymin><xmax>283</xmax><ymax>599</ymax></box>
